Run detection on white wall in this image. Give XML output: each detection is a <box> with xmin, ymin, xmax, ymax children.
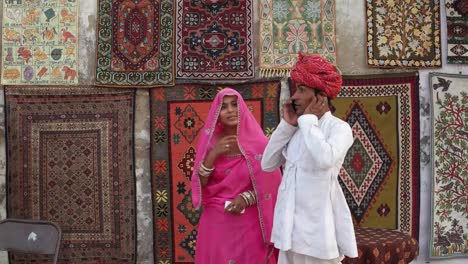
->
<box><xmin>0</xmin><ymin>0</ymin><xmax>465</xmax><ymax>263</ymax></box>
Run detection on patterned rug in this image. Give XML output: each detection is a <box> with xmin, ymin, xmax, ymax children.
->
<box><xmin>429</xmin><ymin>73</ymin><xmax>468</xmax><ymax>258</ymax></box>
<box><xmin>366</xmin><ymin>0</ymin><xmax>441</xmax><ymax>68</ymax></box>
<box><xmin>95</xmin><ymin>0</ymin><xmax>174</xmax><ymax>86</ymax></box>
<box><xmin>1</xmin><ymin>0</ymin><xmax>79</xmax><ymax>84</ymax></box>
<box><xmin>176</xmin><ymin>0</ymin><xmax>254</xmax><ymax>79</ymax></box>
<box><xmin>331</xmin><ymin>74</ymin><xmax>420</xmax><ymax>239</ymax></box>
<box><xmin>446</xmin><ymin>0</ymin><xmax>468</xmax><ymax>64</ymax></box>
<box><xmin>5</xmin><ymin>87</ymin><xmax>136</xmax><ymax>264</ymax></box>
<box><xmin>258</xmin><ymin>0</ymin><xmax>336</xmax><ymax>76</ymax></box>
<box><xmin>150</xmin><ymin>80</ymin><xmax>282</xmax><ymax>263</ymax></box>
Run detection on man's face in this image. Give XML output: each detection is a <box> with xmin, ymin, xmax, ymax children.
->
<box><xmin>290</xmin><ymin>84</ymin><xmax>317</xmax><ymax>116</ymax></box>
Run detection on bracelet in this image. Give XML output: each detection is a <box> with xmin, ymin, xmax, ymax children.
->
<box><xmin>240</xmin><ymin>190</ymin><xmax>257</xmax><ymax>206</ymax></box>
<box><xmin>200</xmin><ymin>162</ymin><xmax>214</xmax><ymax>172</ymax></box>
<box><xmin>239</xmin><ymin>193</ymin><xmax>250</xmax><ymax>205</ymax></box>
<box><xmin>246</xmin><ymin>191</ymin><xmax>256</xmax><ymax>205</ymax></box>
<box><xmin>198</xmin><ymin>162</ymin><xmax>214</xmax><ymax>177</ymax></box>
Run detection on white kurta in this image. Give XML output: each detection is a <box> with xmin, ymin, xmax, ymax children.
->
<box><xmin>261</xmin><ymin>112</ymin><xmax>358</xmax><ymax>260</ymax></box>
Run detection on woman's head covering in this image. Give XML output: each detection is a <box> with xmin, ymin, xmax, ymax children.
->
<box><xmin>290</xmin><ymin>52</ymin><xmax>342</xmax><ymax>99</ymax></box>
<box><xmin>191</xmin><ymin>88</ymin><xmax>281</xmax><ymax>244</ymax></box>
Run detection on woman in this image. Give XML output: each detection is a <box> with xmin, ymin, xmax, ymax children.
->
<box><xmin>191</xmin><ymin>88</ymin><xmax>282</xmax><ymax>264</ymax></box>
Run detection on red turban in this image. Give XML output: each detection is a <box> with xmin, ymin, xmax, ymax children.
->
<box><xmin>290</xmin><ymin>53</ymin><xmax>342</xmax><ymax>99</ymax></box>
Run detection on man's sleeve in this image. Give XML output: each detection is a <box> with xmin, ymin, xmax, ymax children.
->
<box><xmin>261</xmin><ymin>119</ymin><xmax>297</xmax><ymax>172</ymax></box>
<box><xmin>298</xmin><ymin>115</ymin><xmax>353</xmax><ymax>169</ymax></box>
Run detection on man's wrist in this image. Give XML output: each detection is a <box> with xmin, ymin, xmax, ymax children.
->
<box><xmin>284</xmin><ymin>119</ymin><xmax>298</xmax><ymax>127</ymax></box>
<box><xmin>298</xmin><ymin>114</ymin><xmax>318</xmax><ymax>127</ymax></box>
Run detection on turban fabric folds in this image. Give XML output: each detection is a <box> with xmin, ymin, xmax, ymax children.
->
<box><xmin>290</xmin><ymin>53</ymin><xmax>342</xmax><ymax>99</ymax></box>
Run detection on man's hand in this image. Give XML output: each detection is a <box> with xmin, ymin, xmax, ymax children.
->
<box><xmin>304</xmin><ymin>94</ymin><xmax>329</xmax><ymax>117</ymax></box>
<box><xmin>283</xmin><ymin>99</ymin><xmax>298</xmax><ymax>126</ymax></box>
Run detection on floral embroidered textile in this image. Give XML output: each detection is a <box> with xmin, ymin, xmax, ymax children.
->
<box><xmin>429</xmin><ymin>73</ymin><xmax>468</xmax><ymax>259</ymax></box>
<box><xmin>366</xmin><ymin>0</ymin><xmax>441</xmax><ymax>68</ymax></box>
<box><xmin>258</xmin><ymin>0</ymin><xmax>336</xmax><ymax>76</ymax></box>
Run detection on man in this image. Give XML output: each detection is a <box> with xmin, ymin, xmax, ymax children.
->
<box><xmin>261</xmin><ymin>53</ymin><xmax>358</xmax><ymax>264</ymax></box>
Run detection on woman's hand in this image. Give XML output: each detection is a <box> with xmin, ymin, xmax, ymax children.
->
<box><xmin>212</xmin><ymin>135</ymin><xmax>238</xmax><ymax>156</ymax></box>
<box><xmin>200</xmin><ymin>136</ymin><xmax>239</xmax><ymax>187</ymax></box>
<box><xmin>224</xmin><ymin>195</ymin><xmax>247</xmax><ymax>215</ymax></box>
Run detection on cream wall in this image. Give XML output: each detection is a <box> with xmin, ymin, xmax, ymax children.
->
<box><xmin>0</xmin><ymin>0</ymin><xmax>465</xmax><ymax>263</ymax></box>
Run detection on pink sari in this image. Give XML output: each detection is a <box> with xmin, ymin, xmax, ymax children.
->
<box><xmin>191</xmin><ymin>88</ymin><xmax>282</xmax><ymax>264</ymax></box>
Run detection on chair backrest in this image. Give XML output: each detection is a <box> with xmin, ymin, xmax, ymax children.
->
<box><xmin>0</xmin><ymin>218</ymin><xmax>61</xmax><ymax>264</ymax></box>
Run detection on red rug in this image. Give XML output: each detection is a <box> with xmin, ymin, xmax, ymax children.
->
<box><xmin>150</xmin><ymin>80</ymin><xmax>281</xmax><ymax>263</ymax></box>
<box><xmin>96</xmin><ymin>0</ymin><xmax>174</xmax><ymax>86</ymax></box>
<box><xmin>5</xmin><ymin>86</ymin><xmax>136</xmax><ymax>264</ymax></box>
<box><xmin>332</xmin><ymin>74</ymin><xmax>420</xmax><ymax>239</ymax></box>
<box><xmin>175</xmin><ymin>0</ymin><xmax>254</xmax><ymax>79</ymax></box>
<box><xmin>446</xmin><ymin>0</ymin><xmax>468</xmax><ymax>63</ymax></box>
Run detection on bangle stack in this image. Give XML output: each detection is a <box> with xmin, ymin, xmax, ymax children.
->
<box><xmin>240</xmin><ymin>190</ymin><xmax>257</xmax><ymax>206</ymax></box>
<box><xmin>198</xmin><ymin>162</ymin><xmax>214</xmax><ymax>177</ymax></box>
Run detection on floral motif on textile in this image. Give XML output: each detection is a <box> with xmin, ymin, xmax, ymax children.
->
<box><xmin>258</xmin><ymin>0</ymin><xmax>336</xmax><ymax>76</ymax></box>
<box><xmin>446</xmin><ymin>0</ymin><xmax>468</xmax><ymax>64</ymax></box>
<box><xmin>429</xmin><ymin>73</ymin><xmax>468</xmax><ymax>258</ymax></box>
<box><xmin>333</xmin><ymin>74</ymin><xmax>420</xmax><ymax>239</ymax></box>
<box><xmin>366</xmin><ymin>0</ymin><xmax>441</xmax><ymax>68</ymax></box>
<box><xmin>150</xmin><ymin>80</ymin><xmax>281</xmax><ymax>263</ymax></box>
<box><xmin>176</xmin><ymin>0</ymin><xmax>254</xmax><ymax>78</ymax></box>
<box><xmin>1</xmin><ymin>0</ymin><xmax>79</xmax><ymax>84</ymax></box>
<box><xmin>5</xmin><ymin>86</ymin><xmax>136</xmax><ymax>263</ymax></box>
<box><xmin>96</xmin><ymin>0</ymin><xmax>174</xmax><ymax>86</ymax></box>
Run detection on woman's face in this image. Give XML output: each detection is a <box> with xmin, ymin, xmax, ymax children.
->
<box><xmin>218</xmin><ymin>95</ymin><xmax>238</xmax><ymax>128</ymax></box>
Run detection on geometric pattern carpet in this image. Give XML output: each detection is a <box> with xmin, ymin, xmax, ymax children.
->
<box><xmin>334</xmin><ymin>74</ymin><xmax>420</xmax><ymax>239</ymax></box>
<box><xmin>446</xmin><ymin>0</ymin><xmax>468</xmax><ymax>64</ymax></box>
<box><xmin>5</xmin><ymin>86</ymin><xmax>136</xmax><ymax>264</ymax></box>
<box><xmin>366</xmin><ymin>0</ymin><xmax>441</xmax><ymax>68</ymax></box>
<box><xmin>150</xmin><ymin>80</ymin><xmax>282</xmax><ymax>263</ymax></box>
<box><xmin>176</xmin><ymin>0</ymin><xmax>254</xmax><ymax>79</ymax></box>
<box><xmin>429</xmin><ymin>73</ymin><xmax>468</xmax><ymax>258</ymax></box>
<box><xmin>95</xmin><ymin>0</ymin><xmax>174</xmax><ymax>86</ymax></box>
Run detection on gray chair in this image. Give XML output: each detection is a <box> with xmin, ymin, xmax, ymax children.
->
<box><xmin>0</xmin><ymin>218</ymin><xmax>61</xmax><ymax>264</ymax></box>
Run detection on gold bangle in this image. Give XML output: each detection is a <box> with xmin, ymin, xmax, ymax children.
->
<box><xmin>239</xmin><ymin>193</ymin><xmax>250</xmax><ymax>205</ymax></box>
<box><xmin>198</xmin><ymin>166</ymin><xmax>212</xmax><ymax>177</ymax></box>
<box><xmin>244</xmin><ymin>191</ymin><xmax>256</xmax><ymax>205</ymax></box>
<box><xmin>249</xmin><ymin>191</ymin><xmax>257</xmax><ymax>203</ymax></box>
<box><xmin>241</xmin><ymin>191</ymin><xmax>256</xmax><ymax>206</ymax></box>
<box><xmin>243</xmin><ymin>192</ymin><xmax>251</xmax><ymax>205</ymax></box>
<box><xmin>200</xmin><ymin>162</ymin><xmax>214</xmax><ymax>172</ymax></box>
<box><xmin>199</xmin><ymin>171</ymin><xmax>212</xmax><ymax>177</ymax></box>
